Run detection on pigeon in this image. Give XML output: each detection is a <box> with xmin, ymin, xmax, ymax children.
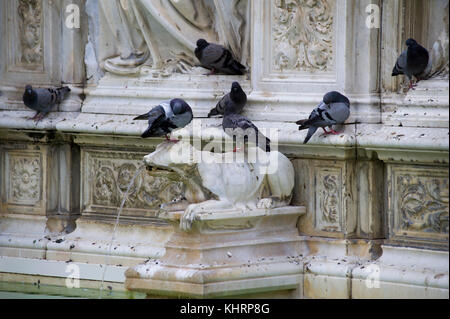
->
<box><xmin>22</xmin><ymin>85</ymin><xmax>71</xmax><ymax>122</ymax></box>
<box><xmin>133</xmin><ymin>98</ymin><xmax>193</xmax><ymax>141</ymax></box>
<box><xmin>208</xmin><ymin>81</ymin><xmax>247</xmax><ymax>117</ymax></box>
<box><xmin>296</xmin><ymin>91</ymin><xmax>350</xmax><ymax>144</ymax></box>
<box><xmin>222</xmin><ymin>102</ymin><xmax>270</xmax><ymax>152</ymax></box>
<box><xmin>195</xmin><ymin>39</ymin><xmax>246</xmax><ymax>75</ymax></box>
<box><xmin>392</xmin><ymin>38</ymin><xmax>430</xmax><ymax>90</ymax></box>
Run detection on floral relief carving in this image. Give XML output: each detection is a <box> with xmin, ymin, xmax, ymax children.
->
<box><xmin>9</xmin><ymin>155</ymin><xmax>41</xmax><ymax>204</ymax></box>
<box><xmin>272</xmin><ymin>0</ymin><xmax>334</xmax><ymax>72</ymax></box>
<box><xmin>90</xmin><ymin>155</ymin><xmax>185</xmax><ymax>210</ymax></box>
<box><xmin>17</xmin><ymin>0</ymin><xmax>43</xmax><ymax>65</ymax></box>
<box><xmin>397</xmin><ymin>174</ymin><xmax>449</xmax><ymax>234</ymax></box>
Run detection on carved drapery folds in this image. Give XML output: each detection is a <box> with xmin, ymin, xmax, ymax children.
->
<box><xmin>97</xmin><ymin>0</ymin><xmax>250</xmax><ymax>76</ymax></box>
<box><xmin>17</xmin><ymin>0</ymin><xmax>43</xmax><ymax>67</ymax></box>
<box><xmin>272</xmin><ymin>0</ymin><xmax>334</xmax><ymax>73</ymax></box>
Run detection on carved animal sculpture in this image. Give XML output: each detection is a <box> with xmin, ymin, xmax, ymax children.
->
<box><xmin>144</xmin><ymin>141</ymin><xmax>295</xmax><ymax>231</ymax></box>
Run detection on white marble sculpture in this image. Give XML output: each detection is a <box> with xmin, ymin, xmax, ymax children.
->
<box><xmin>144</xmin><ymin>141</ymin><xmax>295</xmax><ymax>231</ymax></box>
<box><xmin>98</xmin><ymin>0</ymin><xmax>250</xmax><ymax>76</ymax></box>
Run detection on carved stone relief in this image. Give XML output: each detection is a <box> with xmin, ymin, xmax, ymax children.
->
<box><xmin>96</xmin><ymin>0</ymin><xmax>250</xmax><ymax>76</ymax></box>
<box><xmin>272</xmin><ymin>0</ymin><xmax>335</xmax><ymax>73</ymax></box>
<box><xmin>7</xmin><ymin>152</ymin><xmax>42</xmax><ymax>206</ymax></box>
<box><xmin>315</xmin><ymin>165</ymin><xmax>342</xmax><ymax>232</ymax></box>
<box><xmin>390</xmin><ymin>165</ymin><xmax>449</xmax><ymax>247</ymax></box>
<box><xmin>84</xmin><ymin>150</ymin><xmax>185</xmax><ymax>214</ymax></box>
<box><xmin>17</xmin><ymin>0</ymin><xmax>43</xmax><ymax>67</ymax></box>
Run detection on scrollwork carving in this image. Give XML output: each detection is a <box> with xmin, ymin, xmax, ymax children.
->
<box><xmin>397</xmin><ymin>174</ymin><xmax>449</xmax><ymax>234</ymax></box>
<box><xmin>90</xmin><ymin>154</ymin><xmax>185</xmax><ymax>210</ymax></box>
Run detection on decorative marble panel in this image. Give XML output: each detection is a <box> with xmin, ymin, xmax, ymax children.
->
<box><xmin>0</xmin><ymin>0</ymin><xmax>60</xmax><ymax>86</ymax></box>
<box><xmin>1</xmin><ymin>147</ymin><xmax>46</xmax><ymax>215</ymax></box>
<box><xmin>271</xmin><ymin>0</ymin><xmax>335</xmax><ymax>74</ymax></box>
<box><xmin>8</xmin><ymin>153</ymin><xmax>42</xmax><ymax>205</ymax></box>
<box><xmin>315</xmin><ymin>165</ymin><xmax>343</xmax><ymax>232</ymax></box>
<box><xmin>388</xmin><ymin>165</ymin><xmax>449</xmax><ymax>247</ymax></box>
<box><xmin>82</xmin><ymin>149</ymin><xmax>185</xmax><ymax>220</ymax></box>
<box><xmin>15</xmin><ymin>0</ymin><xmax>43</xmax><ymax>70</ymax></box>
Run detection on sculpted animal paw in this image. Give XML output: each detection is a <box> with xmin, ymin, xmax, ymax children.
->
<box><xmin>257</xmin><ymin>198</ymin><xmax>274</xmax><ymax>209</ymax></box>
<box><xmin>180</xmin><ymin>204</ymin><xmax>198</xmax><ymax>232</ymax></box>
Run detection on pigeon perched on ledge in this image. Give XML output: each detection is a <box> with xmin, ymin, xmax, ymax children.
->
<box><xmin>223</xmin><ymin>102</ymin><xmax>270</xmax><ymax>152</ymax></box>
<box><xmin>296</xmin><ymin>91</ymin><xmax>350</xmax><ymax>144</ymax></box>
<box><xmin>22</xmin><ymin>85</ymin><xmax>71</xmax><ymax>123</ymax></box>
<box><xmin>208</xmin><ymin>81</ymin><xmax>247</xmax><ymax>117</ymax></box>
<box><xmin>133</xmin><ymin>98</ymin><xmax>193</xmax><ymax>141</ymax></box>
<box><xmin>195</xmin><ymin>39</ymin><xmax>246</xmax><ymax>75</ymax></box>
<box><xmin>392</xmin><ymin>38</ymin><xmax>430</xmax><ymax>91</ymax></box>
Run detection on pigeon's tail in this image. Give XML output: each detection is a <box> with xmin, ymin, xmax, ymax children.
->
<box><xmin>264</xmin><ymin>137</ymin><xmax>271</xmax><ymax>152</ymax></box>
<box><xmin>133</xmin><ymin>113</ymin><xmax>149</xmax><ymax>120</ymax></box>
<box><xmin>303</xmin><ymin>126</ymin><xmax>318</xmax><ymax>144</ymax></box>
<box><xmin>296</xmin><ymin>119</ymin><xmax>310</xmax><ymax>131</ymax></box>
<box><xmin>207</xmin><ymin>107</ymin><xmax>220</xmax><ymax>118</ymax></box>
<box><xmin>227</xmin><ymin>60</ymin><xmax>246</xmax><ymax>75</ymax></box>
<box><xmin>391</xmin><ymin>63</ymin><xmax>403</xmax><ymax>76</ymax></box>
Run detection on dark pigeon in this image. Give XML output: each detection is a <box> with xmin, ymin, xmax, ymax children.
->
<box><xmin>222</xmin><ymin>102</ymin><xmax>270</xmax><ymax>152</ymax></box>
<box><xmin>133</xmin><ymin>98</ymin><xmax>193</xmax><ymax>140</ymax></box>
<box><xmin>296</xmin><ymin>91</ymin><xmax>350</xmax><ymax>144</ymax></box>
<box><xmin>392</xmin><ymin>38</ymin><xmax>429</xmax><ymax>90</ymax></box>
<box><xmin>208</xmin><ymin>81</ymin><xmax>247</xmax><ymax>117</ymax></box>
<box><xmin>22</xmin><ymin>85</ymin><xmax>71</xmax><ymax>122</ymax></box>
<box><xmin>195</xmin><ymin>39</ymin><xmax>246</xmax><ymax>75</ymax></box>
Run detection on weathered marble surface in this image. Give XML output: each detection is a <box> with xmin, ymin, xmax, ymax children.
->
<box><xmin>0</xmin><ymin>0</ymin><xmax>448</xmax><ymax>298</ymax></box>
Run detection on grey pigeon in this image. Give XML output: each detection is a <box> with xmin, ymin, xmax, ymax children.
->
<box><xmin>195</xmin><ymin>39</ymin><xmax>246</xmax><ymax>75</ymax></box>
<box><xmin>133</xmin><ymin>98</ymin><xmax>193</xmax><ymax>140</ymax></box>
<box><xmin>23</xmin><ymin>85</ymin><xmax>71</xmax><ymax>122</ymax></box>
<box><xmin>222</xmin><ymin>103</ymin><xmax>270</xmax><ymax>152</ymax></box>
<box><xmin>392</xmin><ymin>38</ymin><xmax>429</xmax><ymax>90</ymax></box>
<box><xmin>208</xmin><ymin>81</ymin><xmax>247</xmax><ymax>117</ymax></box>
<box><xmin>296</xmin><ymin>91</ymin><xmax>350</xmax><ymax>144</ymax></box>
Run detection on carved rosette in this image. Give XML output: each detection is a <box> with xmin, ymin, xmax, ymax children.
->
<box><xmin>315</xmin><ymin>166</ymin><xmax>342</xmax><ymax>232</ymax></box>
<box><xmin>17</xmin><ymin>0</ymin><xmax>43</xmax><ymax>66</ymax></box>
<box><xmin>272</xmin><ymin>0</ymin><xmax>334</xmax><ymax>73</ymax></box>
<box><xmin>9</xmin><ymin>155</ymin><xmax>41</xmax><ymax>204</ymax></box>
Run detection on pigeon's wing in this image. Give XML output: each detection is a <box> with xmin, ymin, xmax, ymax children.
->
<box><xmin>34</xmin><ymin>88</ymin><xmax>59</xmax><ymax>114</ymax></box>
<box><xmin>392</xmin><ymin>50</ymin><xmax>407</xmax><ymax>76</ymax></box>
<box><xmin>225</xmin><ymin>114</ymin><xmax>270</xmax><ymax>151</ymax></box>
<box><xmin>327</xmin><ymin>102</ymin><xmax>350</xmax><ymax>123</ymax></box>
<box><xmin>200</xmin><ymin>43</ymin><xmax>227</xmax><ymax>67</ymax></box>
<box><xmin>208</xmin><ymin>93</ymin><xmax>229</xmax><ymax>117</ymax></box>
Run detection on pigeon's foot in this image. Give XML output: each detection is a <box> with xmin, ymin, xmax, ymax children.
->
<box><xmin>322</xmin><ymin>127</ymin><xmax>339</xmax><ymax>135</ymax></box>
<box><xmin>408</xmin><ymin>80</ymin><xmax>417</xmax><ymax>91</ymax></box>
<box><xmin>205</xmin><ymin>69</ymin><xmax>216</xmax><ymax>76</ymax></box>
<box><xmin>33</xmin><ymin>113</ymin><xmax>45</xmax><ymax>124</ymax></box>
<box><xmin>165</xmin><ymin>135</ymin><xmax>179</xmax><ymax>143</ymax></box>
<box><xmin>30</xmin><ymin>113</ymin><xmax>40</xmax><ymax>121</ymax></box>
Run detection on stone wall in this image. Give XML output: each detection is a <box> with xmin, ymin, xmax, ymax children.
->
<box><xmin>0</xmin><ymin>0</ymin><xmax>448</xmax><ymax>298</ymax></box>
